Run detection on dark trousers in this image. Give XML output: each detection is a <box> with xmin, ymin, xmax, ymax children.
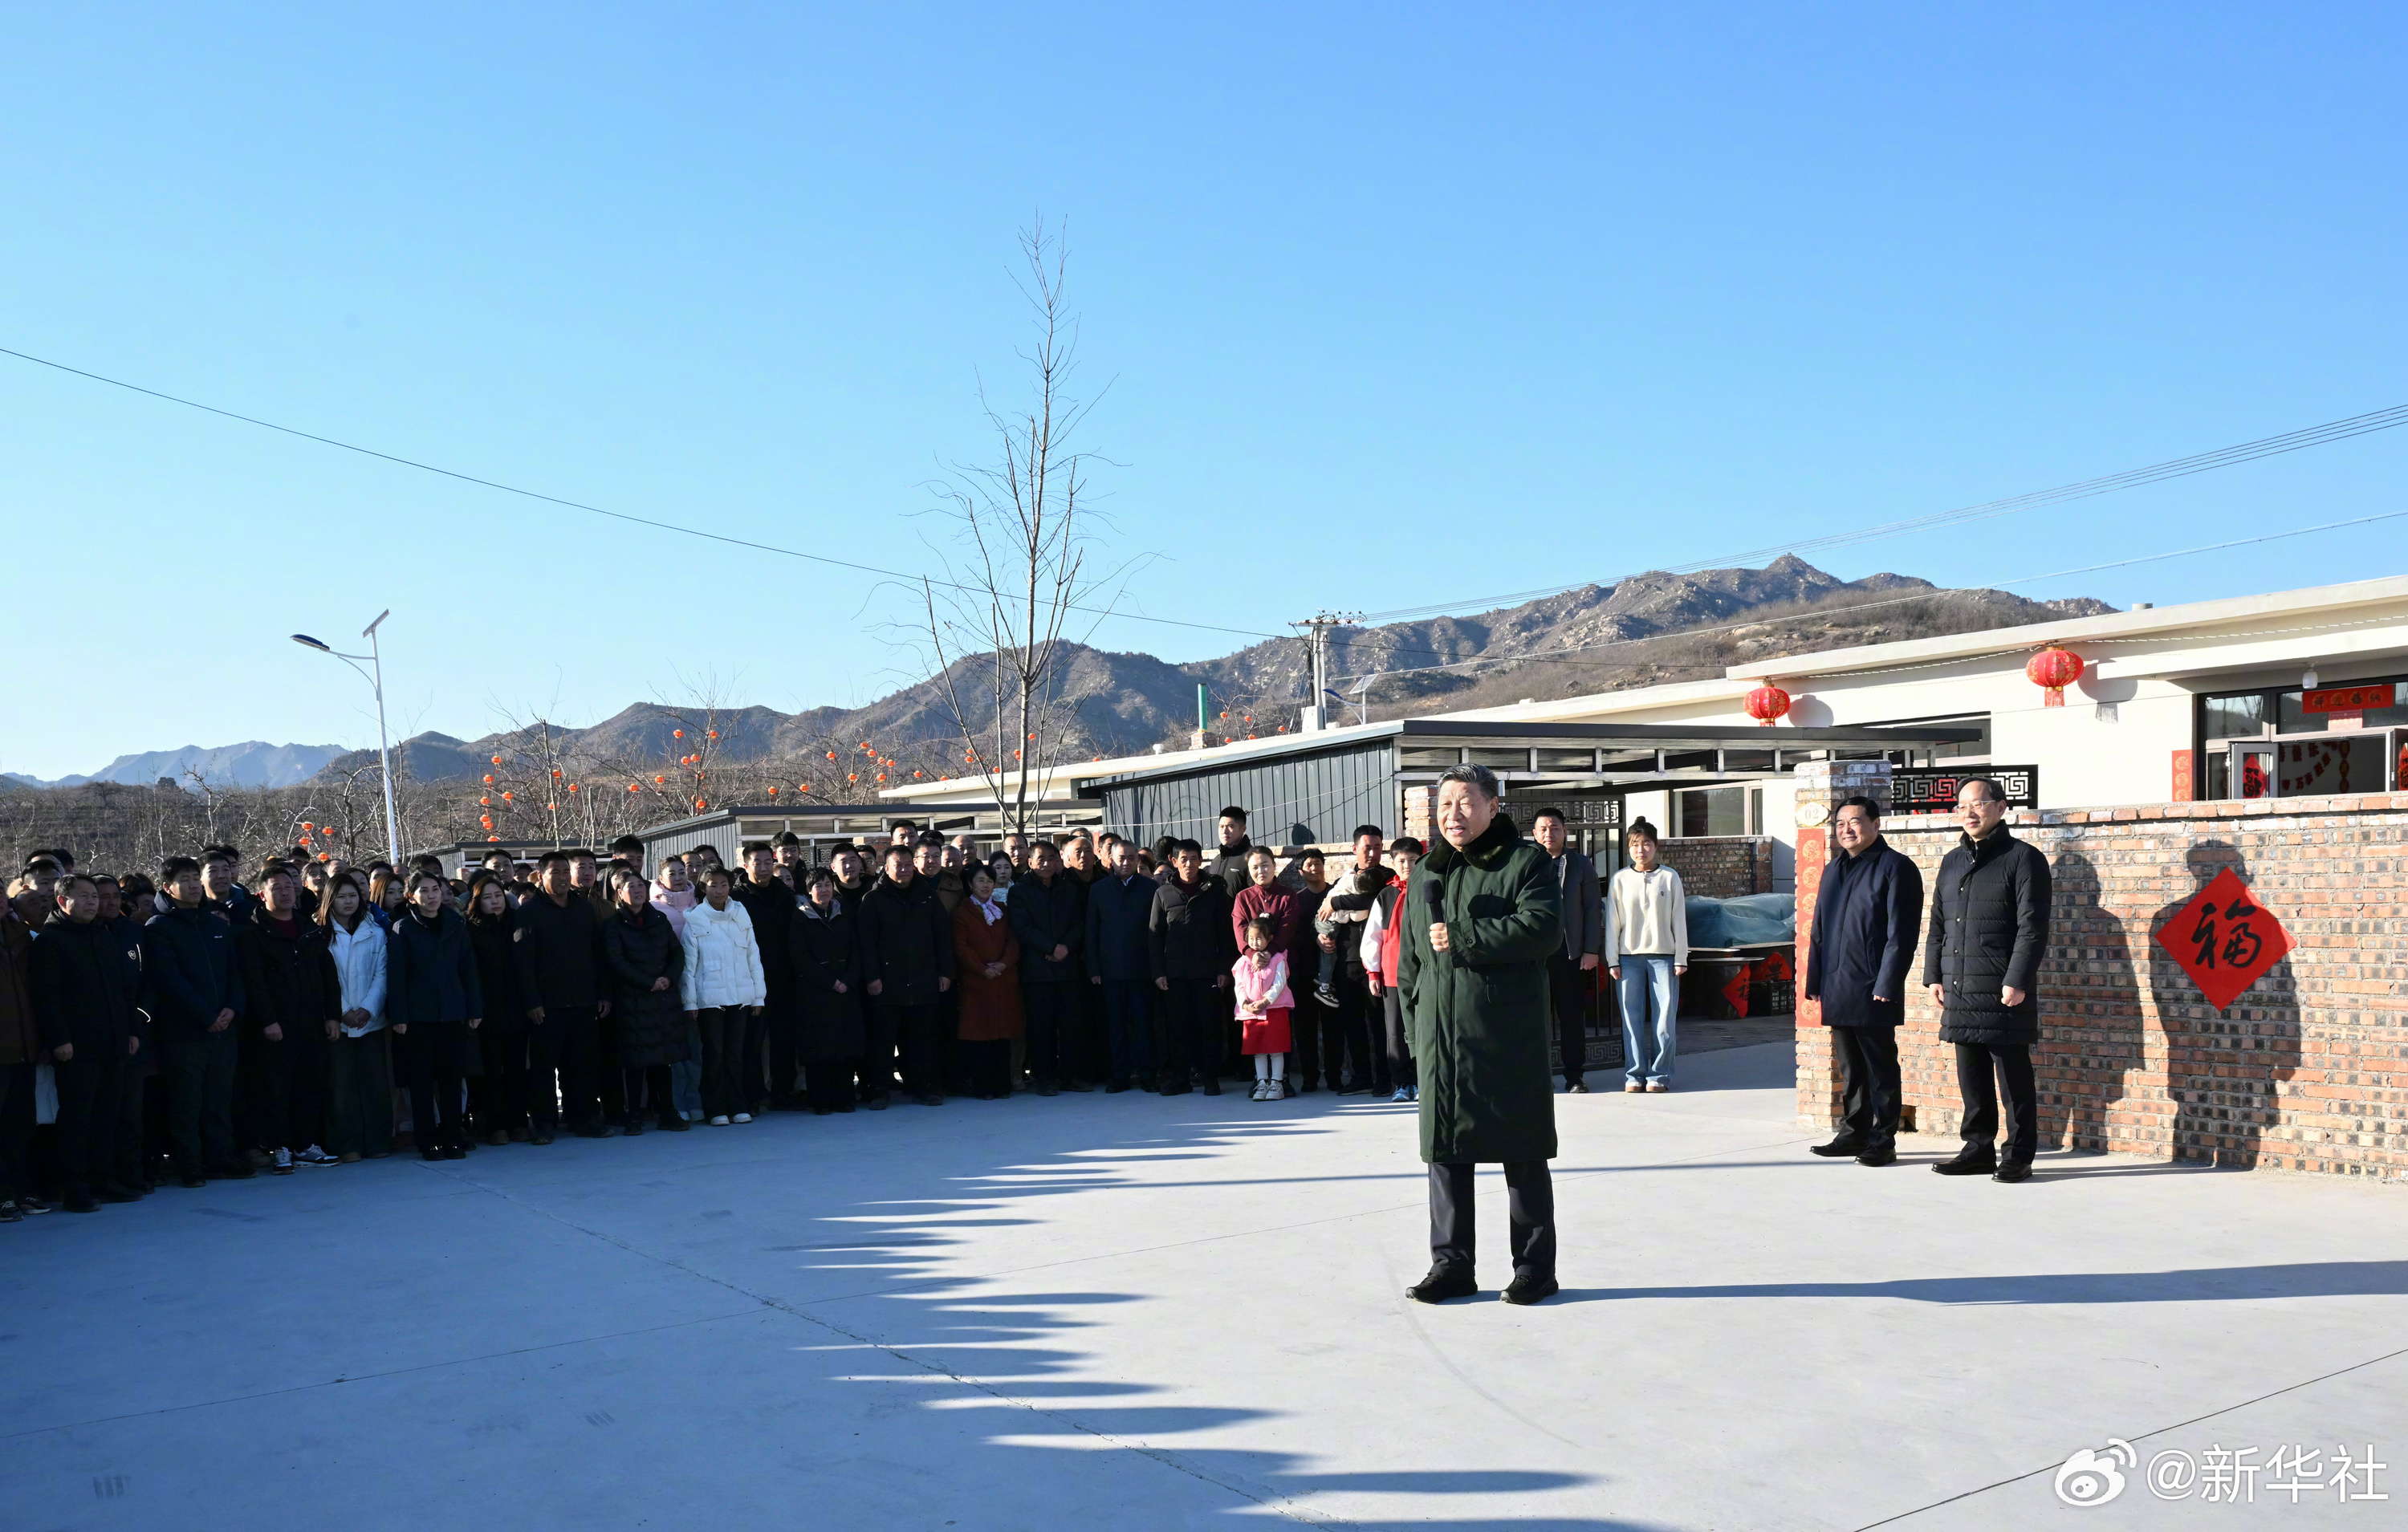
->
<box><xmin>1381</xmin><ymin>987</ymin><xmax>1414</xmax><ymax>1090</ymax></box>
<box><xmin>1021</xmin><ymin>982</ymin><xmax>1084</xmax><ymax>1084</ymax></box>
<box><xmin>1083</xmin><ymin>980</ymin><xmax>1113</xmax><ymax>1086</ymax></box>
<box><xmin>325</xmin><ymin>1030</ymin><xmax>396</xmax><ymax>1156</ymax></box>
<box><xmin>624</xmin><ymin>1063</ymin><xmax>675</xmax><ymax>1124</ymax></box>
<box><xmin>596</xmin><ymin>1008</ymin><xmax>627</xmax><ymax>1124</ymax></box>
<box><xmin>242</xmin><ymin>1026</ymin><xmax>326</xmax><ymax>1152</ymax></box>
<box><xmin>470</xmin><ymin>1026</ymin><xmax>529</xmax><ymax>1136</ymax></box>
<box><xmin>1429</xmin><ymin>1160</ymin><xmax>1556</xmax><ymax>1279</ymax></box>
<box><xmin>1833</xmin><ymin>1025</ymin><xmax>1902</xmax><ymax>1147</ymax></box>
<box><xmin>1288</xmin><ymin>975</ymin><xmax>1332</xmax><ymax>1089</ymax></box>
<box><xmin>407</xmin><ymin>1059</ymin><xmax>466</xmax><ymax>1152</ymax></box>
<box><xmin>53</xmin><ymin>1049</ymin><xmax>124</xmax><ymax>1195</ymax></box>
<box><xmin>958</xmin><ymin>1038</ymin><xmax>1013</xmax><ymax>1097</ymax></box>
<box><xmin>803</xmin><ymin>1059</ymin><xmax>859</xmax><ymax>1111</ymax></box>
<box><xmin>110</xmin><ymin>1048</ymin><xmax>148</xmax><ymax>1187</ymax></box>
<box><xmin>889</xmin><ymin>1002</ymin><xmax>944</xmax><ymax>1098</ymax></box>
<box><xmin>742</xmin><ymin>1002</ymin><xmax>775</xmax><ymax>1110</ymax></box>
<box><xmin>1332</xmin><ymin>978</ymin><xmax>1384</xmax><ymax>1092</ymax></box>
<box><xmin>161</xmin><ymin>1029</ymin><xmax>238</xmax><ymax>1175</ymax></box>
<box><xmin>1098</xmin><ymin>979</ymin><xmax>1153</xmax><ymax>1086</ymax></box>
<box><xmin>527</xmin><ymin>1006</ymin><xmax>601</xmax><ymax>1128</ymax></box>
<box><xmin>860</xmin><ymin>1001</ymin><xmax>901</xmax><ymax>1098</ymax></box>
<box><xmin>1153</xmin><ymin>977</ymin><xmax>1224</xmax><ymax>1087</ymax></box>
<box><xmin>764</xmin><ymin>997</ymin><xmax>801</xmax><ymax>1107</ymax></box>
<box><xmin>0</xmin><ymin>1062</ymin><xmax>35</xmax><ymax>1201</ymax></box>
<box><xmin>698</xmin><ymin>1006</ymin><xmax>748</xmax><ymax>1119</ymax></box>
<box><xmin>1954</xmin><ymin>1040</ymin><xmax>2037</xmax><ymax>1162</ymax></box>
<box><xmin>1547</xmin><ymin>952</ymin><xmax>1589</xmax><ymax>1083</ymax></box>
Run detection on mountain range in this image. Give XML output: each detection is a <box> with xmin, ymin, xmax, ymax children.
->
<box><xmin>4</xmin><ymin>741</ymin><xmax>347</xmax><ymax>792</ymax></box>
<box><xmin>26</xmin><ymin>558</ymin><xmax>2112</xmax><ymax>789</ymax></box>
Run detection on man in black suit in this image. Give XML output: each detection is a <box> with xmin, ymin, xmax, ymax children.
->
<box><xmin>1530</xmin><ymin>809</ymin><xmax>1604</xmax><ymax>1093</ymax></box>
<box><xmin>1802</xmin><ymin>795</ymin><xmax>1924</xmax><ymax>1166</ymax></box>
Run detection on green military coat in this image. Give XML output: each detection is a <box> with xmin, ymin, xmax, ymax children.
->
<box><xmin>1396</xmin><ymin>812</ymin><xmax>1564</xmax><ymax>1164</ymax></box>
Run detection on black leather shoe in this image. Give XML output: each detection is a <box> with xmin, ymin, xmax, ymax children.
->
<box><xmin>620</xmin><ymin>1119</ymin><xmax>645</xmax><ymax>1137</ymax></box>
<box><xmin>658</xmin><ymin>1114</ymin><xmax>690</xmax><ymax>1132</ymax></box>
<box><xmin>1501</xmin><ymin>1273</ymin><xmax>1559</xmax><ymax>1306</ymax></box>
<box><xmin>1104</xmin><ymin>1080</ymin><xmax>1130</xmax><ymax>1094</ymax></box>
<box><xmin>1566</xmin><ymin>1079</ymin><xmax>1589</xmax><ymax>1094</ymax></box>
<box><xmin>576</xmin><ymin>1123</ymin><xmax>620</xmax><ymax>1140</ymax></box>
<box><xmin>96</xmin><ymin>1185</ymin><xmax>144</xmax><ymax>1204</ymax></box>
<box><xmin>1198</xmin><ymin>1075</ymin><xmax>1222</xmax><ymax>1096</ymax></box>
<box><xmin>1854</xmin><ymin>1144</ymin><xmax>1898</xmax><ymax>1167</ymax></box>
<box><xmin>1808</xmin><ymin>1136</ymin><xmax>1867</xmax><ymax>1157</ymax></box>
<box><xmin>63</xmin><ymin>1192</ymin><xmax>100</xmax><ymax>1213</ymax></box>
<box><xmin>1406</xmin><ymin>1269</ymin><xmax>1479</xmax><ymax>1304</ymax></box>
<box><xmin>180</xmin><ymin>1174</ymin><xmax>209</xmax><ymax>1189</ymax></box>
<box><xmin>1035</xmin><ymin>1079</ymin><xmax>1060</xmax><ymax>1097</ymax></box>
<box><xmin>1932</xmin><ymin>1148</ymin><xmax>1999</xmax><ymax>1176</ymax></box>
<box><xmin>1994</xmin><ymin>1161</ymin><xmax>2033</xmax><ymax>1183</ymax></box>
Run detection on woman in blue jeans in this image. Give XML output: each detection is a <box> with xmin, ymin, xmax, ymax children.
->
<box><xmin>1605</xmin><ymin>819</ymin><xmax>1687</xmax><ymax>1091</ymax></box>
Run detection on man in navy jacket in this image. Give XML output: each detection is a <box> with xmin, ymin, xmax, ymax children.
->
<box><xmin>143</xmin><ymin>855</ymin><xmax>250</xmax><ymax>1186</ymax></box>
<box><xmin>1084</xmin><ymin>839</ymin><xmax>1158</xmax><ymax>1092</ymax></box>
<box><xmin>1802</xmin><ymin>795</ymin><xmax>1923</xmax><ymax>1167</ymax></box>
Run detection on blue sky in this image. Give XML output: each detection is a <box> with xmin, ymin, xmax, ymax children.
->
<box><xmin>5</xmin><ymin>3</ymin><xmax>2404</xmax><ymax>778</ymax></box>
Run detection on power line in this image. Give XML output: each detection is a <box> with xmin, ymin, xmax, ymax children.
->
<box><xmin>1331</xmin><ymin>505</ymin><xmax>2408</xmax><ymax>687</ymax></box>
<box><xmin>0</xmin><ymin>344</ymin><xmax>1290</xmax><ymax>646</ymax></box>
<box><xmin>1348</xmin><ymin>403</ymin><xmax>2408</xmax><ymax>626</ymax></box>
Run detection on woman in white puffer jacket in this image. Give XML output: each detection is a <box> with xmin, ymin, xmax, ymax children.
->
<box><xmin>680</xmin><ymin>868</ymin><xmax>767</xmax><ymax>1124</ymax></box>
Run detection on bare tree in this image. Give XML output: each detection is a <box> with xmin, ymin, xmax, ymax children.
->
<box><xmin>917</xmin><ymin>222</ymin><xmax>1125</xmax><ymax>835</ymax></box>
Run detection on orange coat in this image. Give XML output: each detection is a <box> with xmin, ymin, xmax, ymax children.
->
<box><xmin>951</xmin><ymin>899</ymin><xmax>1023</xmax><ymax>1042</ymax></box>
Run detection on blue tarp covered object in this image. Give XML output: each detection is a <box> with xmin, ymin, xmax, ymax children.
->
<box><xmin>1684</xmin><ymin>892</ymin><xmax>1796</xmax><ymax>949</ymax></box>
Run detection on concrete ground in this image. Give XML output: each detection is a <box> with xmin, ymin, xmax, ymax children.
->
<box><xmin>7</xmin><ymin>1040</ymin><xmax>2404</xmax><ymax>1531</ymax></box>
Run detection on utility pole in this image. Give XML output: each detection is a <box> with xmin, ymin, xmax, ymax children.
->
<box><xmin>1291</xmin><ymin>612</ymin><xmax>1363</xmax><ymax>733</ymax></box>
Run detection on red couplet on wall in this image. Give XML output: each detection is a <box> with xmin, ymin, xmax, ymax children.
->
<box><xmin>2170</xmin><ymin>749</ymin><xmax>2194</xmax><ymax>802</ymax></box>
<box><xmin>2301</xmin><ymin>684</ymin><xmax>2398</xmax><ymax>715</ymax></box>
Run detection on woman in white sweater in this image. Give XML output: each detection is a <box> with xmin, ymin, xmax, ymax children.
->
<box><xmin>680</xmin><ymin>868</ymin><xmax>767</xmax><ymax>1125</ymax></box>
<box><xmin>1605</xmin><ymin>819</ymin><xmax>1687</xmax><ymax>1092</ymax></box>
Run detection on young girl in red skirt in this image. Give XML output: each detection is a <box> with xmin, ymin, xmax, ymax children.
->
<box><xmin>1233</xmin><ymin>916</ymin><xmax>1294</xmax><ymax>1100</ymax></box>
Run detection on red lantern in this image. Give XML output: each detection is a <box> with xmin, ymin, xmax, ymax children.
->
<box><xmin>546</xmin><ymin>802</ymin><xmax>556</xmax><ymax>811</ymax></box>
<box><xmin>1744</xmin><ymin>683</ymin><xmax>1792</xmax><ymax>727</ymax></box>
<box><xmin>479</xmin><ymin>815</ymin><xmax>493</xmax><ymax>829</ymax></box>
<box><xmin>317</xmin><ymin>852</ymin><xmax>330</xmax><ymax>862</ymax></box>
<box><xmin>479</xmin><ymin>796</ymin><xmax>491</xmax><ymax>806</ymax></box>
<box><xmin>486</xmin><ymin>835</ymin><xmax>500</xmax><ymax>843</ymax></box>
<box><xmin>628</xmin><ymin>783</ymin><xmax>641</xmax><ymax>793</ymax></box>
<box><xmin>482</xmin><ymin>774</ymin><xmax>494</xmax><ymax>785</ymax></box>
<box><xmin>673</xmin><ymin>729</ymin><xmax>684</xmax><ymax>739</ymax></box>
<box><xmin>827</xmin><ymin>750</ymin><xmax>838</xmax><ymax>761</ymax></box>
<box><xmin>694</xmin><ymin>797</ymin><xmax>706</xmax><ymax>811</ymax></box>
<box><xmin>490</xmin><ymin>754</ymin><xmax>502</xmax><ymax>766</ymax></box>
<box><xmin>798</xmin><ymin>783</ymin><xmax>811</xmax><ymax>793</ymax></box>
<box><xmin>2026</xmin><ymin>647</ymin><xmax>2084</xmax><ymax>708</ymax></box>
<box><xmin>566</xmin><ymin>783</ymin><xmax>578</xmax><ymax>793</ymax></box>
<box><xmin>848</xmin><ymin>773</ymin><xmax>859</xmax><ymax>783</ymax></box>
<box><xmin>300</xmin><ymin>821</ymin><xmax>314</xmax><ymax>831</ymax></box>
<box><xmin>501</xmin><ymin>791</ymin><xmax>513</xmax><ymax>802</ymax></box>
<box><xmin>654</xmin><ymin>774</ymin><xmax>666</xmax><ymax>784</ymax></box>
<box><xmin>551</xmin><ymin>768</ymin><xmax>563</xmax><ymax>778</ymax></box>
<box><xmin>706</xmin><ymin>729</ymin><xmax>718</xmax><ymax>740</ymax></box>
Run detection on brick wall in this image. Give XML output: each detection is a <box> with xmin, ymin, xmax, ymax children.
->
<box><xmin>1795</xmin><ymin>792</ymin><xmax>2408</xmax><ymax>1180</ymax></box>
<box><xmin>1660</xmin><ymin>835</ymin><xmax>1774</xmax><ymax>897</ymax></box>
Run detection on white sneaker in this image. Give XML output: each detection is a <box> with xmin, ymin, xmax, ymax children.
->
<box><xmin>270</xmin><ymin>1147</ymin><xmax>295</xmax><ymax>1174</ymax></box>
<box><xmin>709</xmin><ymin>1115</ymin><xmax>731</xmax><ymax>1127</ymax></box>
<box><xmin>296</xmin><ymin>1144</ymin><xmax>339</xmax><ymax>1167</ymax></box>
<box><xmin>1271</xmin><ymin>1079</ymin><xmax>1289</xmax><ymax>1099</ymax></box>
<box><xmin>731</xmin><ymin>1112</ymin><xmax>753</xmax><ymax>1124</ymax></box>
<box><xmin>1247</xmin><ymin>1079</ymin><xmax>1264</xmax><ymax>1100</ymax></box>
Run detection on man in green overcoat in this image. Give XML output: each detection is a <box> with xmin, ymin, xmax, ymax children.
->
<box><xmin>1394</xmin><ymin>763</ymin><xmax>1564</xmax><ymax>1305</ymax></box>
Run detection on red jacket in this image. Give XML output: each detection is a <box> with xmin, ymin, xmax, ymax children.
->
<box><xmin>1231</xmin><ymin>883</ymin><xmax>1300</xmax><ymax>953</ymax></box>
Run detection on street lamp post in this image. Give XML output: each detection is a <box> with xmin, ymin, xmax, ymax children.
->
<box><xmin>292</xmin><ymin>610</ymin><xmax>402</xmax><ymax>864</ymax></box>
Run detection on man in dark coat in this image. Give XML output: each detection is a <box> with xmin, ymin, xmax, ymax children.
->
<box><xmin>1147</xmin><ymin>839</ymin><xmax>1235</xmax><ymax>1096</ymax></box>
<box><xmin>1085</xmin><ymin>839</ymin><xmax>1158</xmax><ymax>1091</ymax></box>
<box><xmin>0</xmin><ymin>901</ymin><xmax>43</xmax><ymax>1219</ymax></box>
<box><xmin>857</xmin><ymin>843</ymin><xmax>954</xmax><ymax>1105</ymax></box>
<box><xmin>232</xmin><ymin>864</ymin><xmax>342</xmax><ymax>1172</ymax></box>
<box><xmin>1320</xmin><ymin>827</ymin><xmax>1395</xmax><ymax>1095</ymax></box>
<box><xmin>143</xmin><ymin>855</ymin><xmax>251</xmax><ymax>1186</ymax></box>
<box><xmin>1395</xmin><ymin>765</ymin><xmax>1564</xmax><ymax>1306</ymax></box>
<box><xmin>734</xmin><ymin>842</ymin><xmax>799</xmax><ymax>1111</ymax></box>
<box><xmin>512</xmin><ymin>850</ymin><xmax>613</xmax><ymax>1144</ymax></box>
<box><xmin>30</xmin><ymin>876</ymin><xmax>150</xmax><ymax>1209</ymax></box>
<box><xmin>1010</xmin><ymin>840</ymin><xmax>1088</xmax><ymax>1095</ymax></box>
<box><xmin>1530</xmin><ymin>809</ymin><xmax>1604</xmax><ymax>1093</ymax></box>
<box><xmin>1802</xmin><ymin>795</ymin><xmax>1924</xmax><ymax>1167</ymax></box>
<box><xmin>1922</xmin><ymin>776</ymin><xmax>2053</xmax><ymax>1182</ymax></box>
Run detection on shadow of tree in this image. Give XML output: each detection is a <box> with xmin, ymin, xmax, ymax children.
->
<box><xmin>1574</xmin><ymin>1259</ymin><xmax>2408</xmax><ymax>1305</ymax></box>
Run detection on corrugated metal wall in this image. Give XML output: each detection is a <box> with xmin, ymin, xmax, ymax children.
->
<box><xmin>641</xmin><ymin>814</ymin><xmax>743</xmax><ymax>868</ymax></box>
<box><xmin>1100</xmin><ymin>741</ymin><xmax>1398</xmax><ymax>847</ymax></box>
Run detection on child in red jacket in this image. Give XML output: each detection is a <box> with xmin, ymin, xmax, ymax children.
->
<box><xmin>1232</xmin><ymin>916</ymin><xmax>1293</xmax><ymax>1100</ymax></box>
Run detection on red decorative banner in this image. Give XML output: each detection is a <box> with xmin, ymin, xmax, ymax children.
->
<box><xmin>2302</xmin><ymin>684</ymin><xmax>2397</xmax><ymax>714</ymax></box>
<box><xmin>2152</xmin><ymin>867</ymin><xmax>2290</xmax><ymax>1011</ymax></box>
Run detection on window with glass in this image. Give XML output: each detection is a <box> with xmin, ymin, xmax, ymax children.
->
<box><xmin>2197</xmin><ymin>673</ymin><xmax>2408</xmax><ymax>798</ymax></box>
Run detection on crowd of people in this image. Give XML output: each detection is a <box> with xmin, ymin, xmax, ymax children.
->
<box><xmin>0</xmin><ymin>796</ymin><xmax>1693</xmax><ymax>1225</ymax></box>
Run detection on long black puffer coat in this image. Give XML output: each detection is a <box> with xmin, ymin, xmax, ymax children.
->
<box><xmin>601</xmin><ymin>905</ymin><xmax>691</xmax><ymax>1068</ymax></box>
<box><xmin>789</xmin><ymin>900</ymin><xmax>865</xmax><ymax>1062</ymax></box>
<box><xmin>1922</xmin><ymin>828</ymin><xmax>2052</xmax><ymax>1046</ymax></box>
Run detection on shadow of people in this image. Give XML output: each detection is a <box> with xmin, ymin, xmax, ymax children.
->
<box><xmin>1571</xmin><ymin>1258</ymin><xmax>2408</xmax><ymax>1306</ymax></box>
<box><xmin>2038</xmin><ymin>849</ymin><xmax>2144</xmax><ymax>1156</ymax></box>
<box><xmin>2150</xmin><ymin>843</ymin><xmax>2304</xmax><ymax>1169</ymax></box>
